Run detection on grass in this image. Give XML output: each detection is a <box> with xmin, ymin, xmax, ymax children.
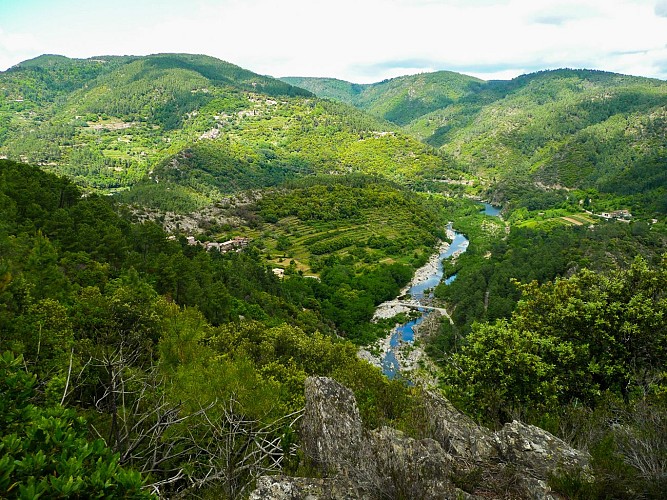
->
<box><xmin>517</xmin><ymin>210</ymin><xmax>599</xmax><ymax>230</ymax></box>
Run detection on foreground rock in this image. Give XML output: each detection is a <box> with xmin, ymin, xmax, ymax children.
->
<box><xmin>251</xmin><ymin>377</ymin><xmax>592</xmax><ymax>499</ymax></box>
<box><xmin>495</xmin><ymin>420</ymin><xmax>592</xmax><ymax>480</ymax></box>
<box><xmin>299</xmin><ymin>376</ymin><xmax>365</xmax><ymax>476</ymax></box>
<box><xmin>422</xmin><ymin>390</ymin><xmax>497</xmax><ymax>462</ymax></box>
<box><xmin>250</xmin><ymin>476</ymin><xmax>366</xmax><ymax>500</ymax></box>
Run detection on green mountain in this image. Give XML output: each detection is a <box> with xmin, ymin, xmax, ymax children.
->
<box><xmin>282</xmin><ymin>70</ymin><xmax>484</xmax><ymax>126</ymax></box>
<box><xmin>434</xmin><ymin>70</ymin><xmax>667</xmax><ymax>213</ymax></box>
<box><xmin>288</xmin><ymin>69</ymin><xmax>667</xmax><ymax>214</ymax></box>
<box><xmin>0</xmin><ymin>54</ymin><xmax>464</xmax><ymax>211</ymax></box>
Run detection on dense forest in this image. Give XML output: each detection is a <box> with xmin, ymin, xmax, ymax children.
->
<box><xmin>1</xmin><ymin>53</ymin><xmax>666</xmax><ymax>498</ymax></box>
<box><xmin>293</xmin><ymin>69</ymin><xmax>667</xmax><ymax>215</ymax></box>
<box><xmin>0</xmin><ymin>160</ymin><xmax>442</xmax><ymax>497</ymax></box>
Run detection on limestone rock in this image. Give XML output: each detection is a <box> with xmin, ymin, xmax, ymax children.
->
<box><xmin>517</xmin><ymin>476</ymin><xmax>561</xmax><ymax>500</ymax></box>
<box><xmin>424</xmin><ymin>391</ymin><xmax>497</xmax><ymax>461</ymax></box>
<box><xmin>249</xmin><ymin>475</ymin><xmax>368</xmax><ymax>500</ymax></box>
<box><xmin>251</xmin><ymin>377</ymin><xmax>592</xmax><ymax>500</ymax></box>
<box><xmin>369</xmin><ymin>427</ymin><xmax>471</xmax><ymax>499</ymax></box>
<box><xmin>495</xmin><ymin>420</ymin><xmax>591</xmax><ymax>480</ymax></box>
<box><xmin>300</xmin><ymin>376</ymin><xmax>364</xmax><ymax>476</ymax></box>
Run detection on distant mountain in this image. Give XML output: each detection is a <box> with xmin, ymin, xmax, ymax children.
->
<box><xmin>5</xmin><ymin>55</ymin><xmax>665</xmax><ymax>214</ymax></box>
<box><xmin>282</xmin><ymin>71</ymin><xmax>484</xmax><ymax>126</ymax></box>
<box><xmin>0</xmin><ymin>54</ymin><xmax>463</xmax><ymax>211</ymax></box>
<box><xmin>428</xmin><ymin>69</ymin><xmax>667</xmax><ymax>212</ymax></box>
<box><xmin>287</xmin><ymin>69</ymin><xmax>667</xmax><ymax>213</ymax></box>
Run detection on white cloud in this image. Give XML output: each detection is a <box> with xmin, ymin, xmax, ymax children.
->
<box><xmin>0</xmin><ymin>28</ymin><xmax>44</xmax><ymax>70</ymax></box>
<box><xmin>1</xmin><ymin>0</ymin><xmax>666</xmax><ymax>82</ymax></box>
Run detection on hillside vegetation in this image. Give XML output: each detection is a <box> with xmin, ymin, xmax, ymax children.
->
<box><xmin>0</xmin><ymin>54</ymin><xmax>465</xmax><ymax>212</ymax></box>
<box><xmin>283</xmin><ymin>71</ymin><xmax>484</xmax><ymax>126</ymax></box>
<box><xmin>290</xmin><ymin>69</ymin><xmax>667</xmax><ymax>215</ymax></box>
<box><xmin>0</xmin><ymin>160</ymin><xmax>441</xmax><ymax>497</ymax></box>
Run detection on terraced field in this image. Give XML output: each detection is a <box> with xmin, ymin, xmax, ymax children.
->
<box><xmin>235</xmin><ymin>181</ymin><xmax>448</xmax><ymax>276</ymax></box>
<box><xmin>256</xmin><ymin>208</ymin><xmax>437</xmax><ymax>274</ymax></box>
<box><xmin>561</xmin><ymin>213</ymin><xmax>597</xmax><ymax>225</ymax></box>
<box><xmin>517</xmin><ymin>210</ymin><xmax>598</xmax><ymax>229</ymax></box>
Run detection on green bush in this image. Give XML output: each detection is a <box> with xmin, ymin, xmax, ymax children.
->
<box><xmin>0</xmin><ymin>351</ymin><xmax>151</xmax><ymax>499</ymax></box>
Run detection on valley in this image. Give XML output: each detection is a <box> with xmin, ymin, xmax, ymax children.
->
<box><xmin>1</xmin><ymin>54</ymin><xmax>666</xmax><ymax>499</ymax></box>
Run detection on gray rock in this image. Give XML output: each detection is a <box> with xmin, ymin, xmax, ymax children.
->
<box><xmin>517</xmin><ymin>476</ymin><xmax>561</xmax><ymax>500</ymax></box>
<box><xmin>251</xmin><ymin>377</ymin><xmax>592</xmax><ymax>500</ymax></box>
<box><xmin>300</xmin><ymin>376</ymin><xmax>364</xmax><ymax>476</ymax></box>
<box><xmin>423</xmin><ymin>391</ymin><xmax>497</xmax><ymax>461</ymax></box>
<box><xmin>495</xmin><ymin>420</ymin><xmax>591</xmax><ymax>480</ymax></box>
<box><xmin>249</xmin><ymin>475</ymin><xmax>369</xmax><ymax>500</ymax></box>
<box><xmin>369</xmin><ymin>427</ymin><xmax>471</xmax><ymax>499</ymax></box>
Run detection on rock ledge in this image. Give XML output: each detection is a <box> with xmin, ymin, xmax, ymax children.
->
<box><xmin>251</xmin><ymin>377</ymin><xmax>592</xmax><ymax>499</ymax></box>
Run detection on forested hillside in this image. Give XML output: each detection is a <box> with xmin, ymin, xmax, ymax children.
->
<box><xmin>0</xmin><ymin>54</ymin><xmax>465</xmax><ymax>212</ymax></box>
<box><xmin>2</xmin><ymin>159</ymin><xmax>665</xmax><ymax>498</ymax></box>
<box><xmin>0</xmin><ymin>160</ymin><xmax>447</xmax><ymax>496</ymax></box>
<box><xmin>440</xmin><ymin>257</ymin><xmax>667</xmax><ymax>498</ymax></box>
<box><xmin>282</xmin><ymin>71</ymin><xmax>484</xmax><ymax>126</ymax></box>
<box><xmin>291</xmin><ymin>69</ymin><xmax>667</xmax><ymax>215</ymax></box>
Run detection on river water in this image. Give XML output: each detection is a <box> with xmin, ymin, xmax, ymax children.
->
<box><xmin>482</xmin><ymin>202</ymin><xmax>502</xmax><ymax>217</ymax></box>
<box><xmin>380</xmin><ymin>202</ymin><xmax>501</xmax><ymax>378</ymax></box>
<box><xmin>381</xmin><ymin>224</ymin><xmax>469</xmax><ymax>378</ymax></box>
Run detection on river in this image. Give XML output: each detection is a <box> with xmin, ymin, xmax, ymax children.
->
<box><xmin>482</xmin><ymin>202</ymin><xmax>502</xmax><ymax>217</ymax></box>
<box><xmin>380</xmin><ymin>224</ymin><xmax>469</xmax><ymax>378</ymax></box>
<box><xmin>377</xmin><ymin>202</ymin><xmax>501</xmax><ymax>379</ymax></box>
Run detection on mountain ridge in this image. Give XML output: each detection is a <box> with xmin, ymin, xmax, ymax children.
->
<box><xmin>0</xmin><ymin>53</ymin><xmax>464</xmax><ymax>212</ymax></box>
<box><xmin>3</xmin><ymin>54</ymin><xmax>666</xmax><ymax>214</ymax></box>
<box><xmin>285</xmin><ymin>68</ymin><xmax>667</xmax><ymax>214</ymax></box>
<box><xmin>282</xmin><ymin>70</ymin><xmax>485</xmax><ymax>126</ymax></box>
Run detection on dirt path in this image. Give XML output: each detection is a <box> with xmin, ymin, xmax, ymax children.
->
<box><xmin>561</xmin><ymin>216</ymin><xmax>584</xmax><ymax>226</ymax></box>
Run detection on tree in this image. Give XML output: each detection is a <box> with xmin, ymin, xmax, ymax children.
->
<box><xmin>0</xmin><ymin>351</ymin><xmax>151</xmax><ymax>499</ymax></box>
<box><xmin>445</xmin><ymin>256</ymin><xmax>667</xmax><ymax>424</ymax></box>
<box><xmin>23</xmin><ymin>232</ymin><xmax>68</xmax><ymax>301</ymax></box>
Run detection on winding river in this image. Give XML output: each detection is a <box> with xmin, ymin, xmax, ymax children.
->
<box><xmin>380</xmin><ymin>224</ymin><xmax>468</xmax><ymax>378</ymax></box>
<box><xmin>380</xmin><ymin>202</ymin><xmax>500</xmax><ymax>378</ymax></box>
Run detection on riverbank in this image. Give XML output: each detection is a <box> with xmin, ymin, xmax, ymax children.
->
<box><xmin>372</xmin><ymin>230</ymin><xmax>454</xmax><ymax>321</ymax></box>
<box><xmin>404</xmin><ymin>236</ymin><xmax>452</xmax><ymax>294</ymax></box>
<box><xmin>360</xmin><ymin>224</ymin><xmax>463</xmax><ymax>383</ymax></box>
<box><xmin>358</xmin><ymin>310</ymin><xmax>442</xmax><ymax>387</ymax></box>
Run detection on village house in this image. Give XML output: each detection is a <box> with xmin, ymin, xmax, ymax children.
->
<box><xmin>600</xmin><ymin>209</ymin><xmax>632</xmax><ymax>220</ymax></box>
<box><xmin>185</xmin><ymin>235</ymin><xmax>250</xmax><ymax>253</ymax></box>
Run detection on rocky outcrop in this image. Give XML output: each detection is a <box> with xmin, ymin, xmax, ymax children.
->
<box><xmin>495</xmin><ymin>420</ymin><xmax>591</xmax><ymax>480</ymax></box>
<box><xmin>300</xmin><ymin>376</ymin><xmax>365</xmax><ymax>476</ymax></box>
<box><xmin>251</xmin><ymin>377</ymin><xmax>592</xmax><ymax>499</ymax></box>
<box><xmin>300</xmin><ymin>377</ymin><xmax>469</xmax><ymax>499</ymax></box>
<box><xmin>423</xmin><ymin>390</ymin><xmax>497</xmax><ymax>461</ymax></box>
<box><xmin>368</xmin><ymin>427</ymin><xmax>471</xmax><ymax>499</ymax></box>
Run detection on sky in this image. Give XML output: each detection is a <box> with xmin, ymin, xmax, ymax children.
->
<box><xmin>1</xmin><ymin>0</ymin><xmax>667</xmax><ymax>83</ymax></box>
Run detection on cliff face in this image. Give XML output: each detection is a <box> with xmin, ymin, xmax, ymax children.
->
<box><xmin>251</xmin><ymin>377</ymin><xmax>592</xmax><ymax>499</ymax></box>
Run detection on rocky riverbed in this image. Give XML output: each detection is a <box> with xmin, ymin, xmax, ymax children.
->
<box><xmin>372</xmin><ymin>228</ymin><xmax>455</xmax><ymax>321</ymax></box>
<box><xmin>359</xmin><ymin>224</ymin><xmax>465</xmax><ymax>384</ymax></box>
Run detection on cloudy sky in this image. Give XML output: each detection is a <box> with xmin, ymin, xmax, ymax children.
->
<box><xmin>1</xmin><ymin>0</ymin><xmax>667</xmax><ymax>83</ymax></box>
